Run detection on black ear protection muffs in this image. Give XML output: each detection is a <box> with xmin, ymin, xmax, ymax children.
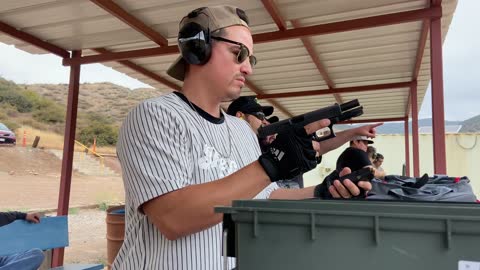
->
<box><xmin>177</xmin><ymin>8</ymin><xmax>212</xmax><ymax>65</ymax></box>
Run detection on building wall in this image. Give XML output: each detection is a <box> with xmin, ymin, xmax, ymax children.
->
<box><xmin>303</xmin><ymin>133</ymin><xmax>480</xmax><ymax>197</ymax></box>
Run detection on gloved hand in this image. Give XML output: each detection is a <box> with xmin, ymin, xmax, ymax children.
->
<box><xmin>258</xmin><ymin>126</ymin><xmax>317</xmax><ymax>182</ymax></box>
<box><xmin>314</xmin><ymin>167</ymin><xmax>373</xmax><ymax>199</ymax></box>
<box><xmin>314</xmin><ymin>170</ymin><xmax>338</xmax><ymax>199</ymax></box>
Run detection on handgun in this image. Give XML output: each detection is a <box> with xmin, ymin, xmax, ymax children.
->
<box><xmin>337</xmin><ymin>167</ymin><xmax>375</xmax><ymax>184</ymax></box>
<box><xmin>314</xmin><ymin>167</ymin><xmax>374</xmax><ymax>199</ymax></box>
<box><xmin>258</xmin><ymin>99</ymin><xmax>363</xmax><ymax>141</ymax></box>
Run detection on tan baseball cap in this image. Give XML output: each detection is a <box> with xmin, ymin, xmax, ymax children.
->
<box><xmin>167</xmin><ymin>5</ymin><xmax>250</xmax><ymax>81</ymax></box>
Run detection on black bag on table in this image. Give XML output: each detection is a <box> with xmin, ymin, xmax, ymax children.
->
<box><xmin>367</xmin><ymin>174</ymin><xmax>478</xmax><ymax>202</ymax></box>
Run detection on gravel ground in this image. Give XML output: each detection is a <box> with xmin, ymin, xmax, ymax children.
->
<box><xmin>0</xmin><ymin>147</ymin><xmax>125</xmax><ymax>268</ymax></box>
<box><xmin>64</xmin><ymin>208</ymin><xmax>110</xmax><ymax>266</ymax></box>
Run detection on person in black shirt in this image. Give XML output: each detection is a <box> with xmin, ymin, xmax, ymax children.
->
<box><xmin>336</xmin><ymin>135</ymin><xmax>373</xmax><ymax>172</ymax></box>
<box><xmin>0</xmin><ymin>211</ymin><xmax>40</xmax><ymax>227</ymax></box>
<box><xmin>336</xmin><ymin>136</ymin><xmax>384</xmax><ymax>179</ymax></box>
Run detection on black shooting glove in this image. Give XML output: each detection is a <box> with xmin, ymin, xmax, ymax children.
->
<box><xmin>314</xmin><ymin>168</ymin><xmax>373</xmax><ymax>199</ymax></box>
<box><xmin>314</xmin><ymin>170</ymin><xmax>338</xmax><ymax>199</ymax></box>
<box><xmin>258</xmin><ymin>125</ymin><xmax>317</xmax><ymax>182</ymax></box>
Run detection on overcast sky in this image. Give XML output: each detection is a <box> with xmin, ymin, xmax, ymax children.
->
<box><xmin>0</xmin><ymin>1</ymin><xmax>478</xmax><ymax>121</ymax></box>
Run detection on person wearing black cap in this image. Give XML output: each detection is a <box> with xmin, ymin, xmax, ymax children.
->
<box><xmin>335</xmin><ymin>136</ymin><xmax>386</xmax><ymax>180</ymax></box>
<box><xmin>226</xmin><ymin>95</ymin><xmax>273</xmax><ymax>136</ymax></box>
<box><xmin>228</xmin><ymin>99</ymin><xmax>307</xmax><ymax>188</ymax></box>
<box><xmin>115</xmin><ymin>5</ymin><xmax>373</xmax><ymax>269</ymax></box>
<box><xmin>337</xmin><ymin>135</ymin><xmax>374</xmax><ymax>173</ymax></box>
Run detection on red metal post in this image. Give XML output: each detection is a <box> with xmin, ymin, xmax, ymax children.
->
<box><xmin>430</xmin><ymin>6</ymin><xmax>447</xmax><ymax>174</ymax></box>
<box><xmin>404</xmin><ymin>117</ymin><xmax>410</xmax><ymax>176</ymax></box>
<box><xmin>411</xmin><ymin>82</ymin><xmax>420</xmax><ymax>177</ymax></box>
<box><xmin>51</xmin><ymin>50</ymin><xmax>82</xmax><ymax>267</ymax></box>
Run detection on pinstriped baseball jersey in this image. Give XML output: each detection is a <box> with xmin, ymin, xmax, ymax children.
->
<box><xmin>114</xmin><ymin>92</ymin><xmax>278</xmax><ymax>270</ymax></box>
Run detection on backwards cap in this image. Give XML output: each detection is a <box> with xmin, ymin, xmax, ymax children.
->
<box><xmin>167</xmin><ymin>6</ymin><xmax>250</xmax><ymax>81</ymax></box>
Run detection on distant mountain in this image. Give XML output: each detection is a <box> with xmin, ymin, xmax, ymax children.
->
<box><xmin>336</xmin><ymin>117</ymin><xmax>477</xmax><ymax>134</ymax></box>
<box><xmin>460</xmin><ymin>114</ymin><xmax>480</xmax><ymax>132</ymax></box>
<box><xmin>23</xmin><ymin>82</ymin><xmax>164</xmax><ymax>127</ymax></box>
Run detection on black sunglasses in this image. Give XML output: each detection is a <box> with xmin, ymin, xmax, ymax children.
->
<box><xmin>247</xmin><ymin>111</ymin><xmax>265</xmax><ymax>121</ymax></box>
<box><xmin>211</xmin><ymin>36</ymin><xmax>257</xmax><ymax>67</ymax></box>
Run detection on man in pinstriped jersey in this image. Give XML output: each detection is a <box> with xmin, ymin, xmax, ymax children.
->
<box><xmin>114</xmin><ymin>5</ymin><xmax>375</xmax><ymax>270</ymax></box>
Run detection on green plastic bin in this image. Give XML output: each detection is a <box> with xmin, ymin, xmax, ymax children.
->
<box><xmin>216</xmin><ymin>199</ymin><xmax>480</xmax><ymax>270</ymax></box>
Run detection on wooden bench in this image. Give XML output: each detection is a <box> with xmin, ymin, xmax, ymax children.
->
<box><xmin>0</xmin><ymin>216</ymin><xmax>103</xmax><ymax>270</ymax></box>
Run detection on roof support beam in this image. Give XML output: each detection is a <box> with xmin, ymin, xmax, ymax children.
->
<box><xmin>256</xmin><ymin>81</ymin><xmax>411</xmax><ymax>99</ymax></box>
<box><xmin>405</xmin><ymin>18</ymin><xmax>429</xmax><ymax>116</ymax></box>
<box><xmin>259</xmin><ymin>1</ymin><xmax>343</xmax><ymax>105</ymax></box>
<box><xmin>261</xmin><ymin>0</ymin><xmax>287</xmax><ymax>31</ymax></box>
<box><xmin>0</xmin><ymin>20</ymin><xmax>70</xmax><ymax>58</ymax></box>
<box><xmin>92</xmin><ymin>48</ymin><xmax>180</xmax><ymax>91</ymax></box>
<box><xmin>245</xmin><ymin>80</ymin><xmax>293</xmax><ymax>117</ymax></box>
<box><xmin>51</xmin><ymin>50</ymin><xmax>82</xmax><ymax>268</ymax></box>
<box><xmin>430</xmin><ymin>0</ymin><xmax>447</xmax><ymax>174</ymax></box>
<box><xmin>404</xmin><ymin>118</ymin><xmax>411</xmax><ymax>176</ymax></box>
<box><xmin>291</xmin><ymin>20</ymin><xmax>341</xmax><ymax>103</ymax></box>
<box><xmin>63</xmin><ymin>45</ymin><xmax>177</xmax><ymax>66</ymax></box>
<box><xmin>411</xmin><ymin>81</ymin><xmax>420</xmax><ymax>177</ymax></box>
<box><xmin>253</xmin><ymin>6</ymin><xmax>441</xmax><ymax>43</ymax></box>
<box><xmin>63</xmin><ymin>7</ymin><xmax>441</xmax><ymax>66</ymax></box>
<box><xmin>90</xmin><ymin>0</ymin><xmax>168</xmax><ymax>46</ymax></box>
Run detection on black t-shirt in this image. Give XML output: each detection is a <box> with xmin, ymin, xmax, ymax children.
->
<box><xmin>336</xmin><ymin>147</ymin><xmax>371</xmax><ymax>172</ymax></box>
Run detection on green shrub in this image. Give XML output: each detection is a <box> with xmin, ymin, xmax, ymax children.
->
<box><xmin>98</xmin><ymin>201</ymin><xmax>108</xmax><ymax>211</ymax></box>
<box><xmin>0</xmin><ymin>103</ymin><xmax>16</xmax><ymax>119</ymax></box>
<box><xmin>0</xmin><ymin>90</ymin><xmax>33</xmax><ymax>113</ymax></box>
<box><xmin>68</xmin><ymin>208</ymin><xmax>79</xmax><ymax>215</ymax></box>
<box><xmin>77</xmin><ymin>115</ymin><xmax>118</xmax><ymax>146</ymax></box>
<box><xmin>33</xmin><ymin>105</ymin><xmax>65</xmax><ymax>124</ymax></box>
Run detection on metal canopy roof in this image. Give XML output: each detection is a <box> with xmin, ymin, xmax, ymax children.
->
<box><xmin>0</xmin><ymin>0</ymin><xmax>457</xmax><ymax>121</ymax></box>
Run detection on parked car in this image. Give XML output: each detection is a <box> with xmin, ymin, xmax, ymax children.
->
<box><xmin>0</xmin><ymin>123</ymin><xmax>16</xmax><ymax>145</ymax></box>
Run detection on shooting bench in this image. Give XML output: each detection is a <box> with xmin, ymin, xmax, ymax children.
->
<box><xmin>0</xmin><ymin>216</ymin><xmax>103</xmax><ymax>270</ymax></box>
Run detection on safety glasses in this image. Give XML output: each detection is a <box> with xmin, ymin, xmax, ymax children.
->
<box><xmin>211</xmin><ymin>36</ymin><xmax>257</xmax><ymax>67</ymax></box>
<box><xmin>247</xmin><ymin>111</ymin><xmax>266</xmax><ymax>121</ymax></box>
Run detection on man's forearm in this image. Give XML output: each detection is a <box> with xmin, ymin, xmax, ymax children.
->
<box><xmin>318</xmin><ymin>129</ymin><xmax>355</xmax><ymax>155</ymax></box>
<box><xmin>143</xmin><ymin>161</ymin><xmax>272</xmax><ymax>240</ymax></box>
<box><xmin>269</xmin><ymin>186</ymin><xmax>315</xmax><ymax>199</ymax></box>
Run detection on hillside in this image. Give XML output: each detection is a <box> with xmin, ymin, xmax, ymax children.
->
<box><xmin>24</xmin><ymin>82</ymin><xmax>165</xmax><ymax>127</ymax></box>
<box><xmin>2</xmin><ymin>77</ymin><xmax>479</xmax><ymax>139</ymax></box>
<box><xmin>0</xmin><ymin>77</ymin><xmax>166</xmax><ymax>146</ymax></box>
<box><xmin>460</xmin><ymin>114</ymin><xmax>480</xmax><ymax>132</ymax></box>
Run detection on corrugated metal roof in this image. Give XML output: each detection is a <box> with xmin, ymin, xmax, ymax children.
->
<box><xmin>0</xmin><ymin>0</ymin><xmax>458</xmax><ymax>121</ymax></box>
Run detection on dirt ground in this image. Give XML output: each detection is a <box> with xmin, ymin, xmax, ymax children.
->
<box><xmin>0</xmin><ymin>146</ymin><xmax>125</xmax><ymax>267</ymax></box>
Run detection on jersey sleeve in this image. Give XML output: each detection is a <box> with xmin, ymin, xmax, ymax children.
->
<box><xmin>117</xmin><ymin>100</ymin><xmax>193</xmax><ymax>211</ymax></box>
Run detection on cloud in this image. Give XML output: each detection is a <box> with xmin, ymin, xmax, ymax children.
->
<box><xmin>0</xmin><ymin>43</ymin><xmax>151</xmax><ymax>89</ymax></box>
<box><xmin>419</xmin><ymin>0</ymin><xmax>480</xmax><ymax>121</ymax></box>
